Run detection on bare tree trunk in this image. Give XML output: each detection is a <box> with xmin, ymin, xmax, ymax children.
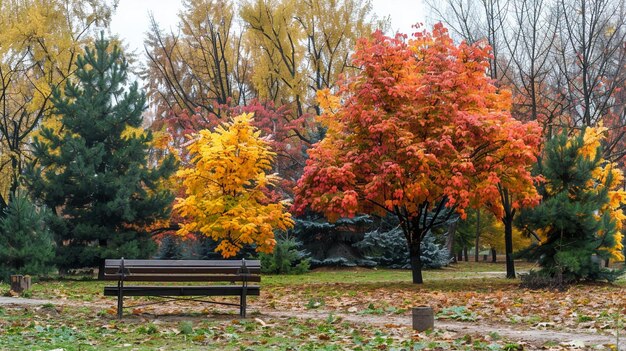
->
<box><xmin>409</xmin><ymin>242</ymin><xmax>423</xmax><ymax>284</ymax></box>
<box><xmin>491</xmin><ymin>248</ymin><xmax>497</xmax><ymax>262</ymax></box>
<box><xmin>474</xmin><ymin>209</ymin><xmax>481</xmax><ymax>262</ymax></box>
<box><xmin>446</xmin><ymin>220</ymin><xmax>457</xmax><ymax>262</ymax></box>
<box><xmin>504</xmin><ymin>217</ymin><xmax>515</xmax><ymax>278</ymax></box>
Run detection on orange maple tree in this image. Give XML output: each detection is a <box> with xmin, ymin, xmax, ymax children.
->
<box><xmin>295</xmin><ymin>24</ymin><xmax>542</xmax><ymax>284</ymax></box>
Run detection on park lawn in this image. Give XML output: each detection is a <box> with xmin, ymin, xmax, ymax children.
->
<box><xmin>0</xmin><ymin>261</ymin><xmax>624</xmax><ymax>350</ymax></box>
<box><xmin>261</xmin><ymin>264</ymin><xmax>626</xmax><ymax>335</ymax></box>
<box><xmin>0</xmin><ymin>304</ymin><xmax>419</xmax><ymax>351</ymax></box>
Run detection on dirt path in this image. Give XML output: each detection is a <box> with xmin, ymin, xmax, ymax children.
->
<box><xmin>0</xmin><ymin>296</ymin><xmax>61</xmax><ymax>306</ymax></box>
<box><xmin>261</xmin><ymin>309</ymin><xmax>623</xmax><ymax>349</ymax></box>
<box><xmin>2</xmin><ymin>296</ymin><xmax>622</xmax><ymax>349</ymax></box>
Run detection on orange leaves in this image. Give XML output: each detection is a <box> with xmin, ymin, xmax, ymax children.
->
<box><xmin>175</xmin><ymin>113</ymin><xmax>294</xmax><ymax>257</ymax></box>
<box><xmin>295</xmin><ymin>24</ymin><xmax>541</xmax><ymax>226</ymax></box>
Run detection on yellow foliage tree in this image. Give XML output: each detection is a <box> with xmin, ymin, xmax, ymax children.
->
<box><xmin>0</xmin><ymin>0</ymin><xmax>115</xmax><ymax>206</ymax></box>
<box><xmin>240</xmin><ymin>0</ymin><xmax>385</xmax><ymax>144</ymax></box>
<box><xmin>456</xmin><ymin>209</ymin><xmax>533</xmax><ymax>261</ymax></box>
<box><xmin>175</xmin><ymin>113</ymin><xmax>294</xmax><ymax>257</ymax></box>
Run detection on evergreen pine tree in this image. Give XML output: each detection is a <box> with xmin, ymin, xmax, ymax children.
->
<box><xmin>0</xmin><ymin>192</ymin><xmax>55</xmax><ymax>281</ymax></box>
<box><xmin>156</xmin><ymin>235</ymin><xmax>184</xmax><ymax>260</ymax></box>
<box><xmin>517</xmin><ymin>129</ymin><xmax>624</xmax><ymax>282</ymax></box>
<box><xmin>259</xmin><ymin>235</ymin><xmax>310</xmax><ymax>274</ymax></box>
<box><xmin>26</xmin><ymin>35</ymin><xmax>176</xmax><ymax>271</ymax></box>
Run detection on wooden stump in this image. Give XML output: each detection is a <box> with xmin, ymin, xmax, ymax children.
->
<box><xmin>10</xmin><ymin>275</ymin><xmax>31</xmax><ymax>293</ymax></box>
<box><xmin>412</xmin><ymin>306</ymin><xmax>434</xmax><ymax>331</ymax></box>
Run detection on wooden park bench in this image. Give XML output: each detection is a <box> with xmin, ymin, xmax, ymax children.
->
<box><xmin>102</xmin><ymin>258</ymin><xmax>260</xmax><ymax>318</ymax></box>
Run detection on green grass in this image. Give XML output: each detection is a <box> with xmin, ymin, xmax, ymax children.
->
<box><xmin>0</xmin><ymin>261</ymin><xmax>531</xmax><ymax>299</ymax></box>
<box><xmin>263</xmin><ymin>260</ymin><xmax>538</xmax><ymax>288</ymax></box>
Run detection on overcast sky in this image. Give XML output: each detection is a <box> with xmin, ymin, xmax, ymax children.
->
<box><xmin>110</xmin><ymin>0</ymin><xmax>426</xmax><ymax>60</ymax></box>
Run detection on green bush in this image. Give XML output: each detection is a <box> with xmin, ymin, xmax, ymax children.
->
<box><xmin>0</xmin><ymin>192</ymin><xmax>55</xmax><ymax>281</ymax></box>
<box><xmin>259</xmin><ymin>236</ymin><xmax>310</xmax><ymax>274</ymax></box>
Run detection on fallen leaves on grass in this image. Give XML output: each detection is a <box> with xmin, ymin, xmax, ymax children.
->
<box><xmin>261</xmin><ymin>280</ymin><xmax>626</xmax><ymax>338</ymax></box>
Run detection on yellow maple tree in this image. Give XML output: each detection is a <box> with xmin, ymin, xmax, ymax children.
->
<box><xmin>175</xmin><ymin>113</ymin><xmax>294</xmax><ymax>257</ymax></box>
<box><xmin>0</xmin><ymin>0</ymin><xmax>115</xmax><ymax>205</ymax></box>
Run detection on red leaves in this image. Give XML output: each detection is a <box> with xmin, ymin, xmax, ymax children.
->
<box><xmin>295</xmin><ymin>24</ymin><xmax>541</xmax><ymax>223</ymax></box>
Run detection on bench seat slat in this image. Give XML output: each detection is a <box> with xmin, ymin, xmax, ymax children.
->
<box><xmin>103</xmin><ymin>267</ymin><xmax>261</xmax><ymax>274</ymax></box>
<box><xmin>102</xmin><ymin>275</ymin><xmax>261</xmax><ymax>282</ymax></box>
<box><xmin>104</xmin><ymin>285</ymin><xmax>260</xmax><ymax>297</ymax></box>
<box><xmin>105</xmin><ymin>259</ymin><xmax>260</xmax><ymax>268</ymax></box>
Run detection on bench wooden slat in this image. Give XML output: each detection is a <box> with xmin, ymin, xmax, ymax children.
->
<box><xmin>102</xmin><ymin>275</ymin><xmax>261</xmax><ymax>282</ymax></box>
<box><xmin>104</xmin><ymin>267</ymin><xmax>261</xmax><ymax>274</ymax></box>
<box><xmin>104</xmin><ymin>286</ymin><xmax>260</xmax><ymax>297</ymax></box>
<box><xmin>105</xmin><ymin>259</ymin><xmax>260</xmax><ymax>268</ymax></box>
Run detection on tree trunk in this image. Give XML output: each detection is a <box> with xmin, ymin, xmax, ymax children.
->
<box><xmin>605</xmin><ymin>258</ymin><xmax>610</xmax><ymax>268</ymax></box>
<box><xmin>97</xmin><ymin>238</ymin><xmax>107</xmax><ymax>280</ymax></box>
<box><xmin>409</xmin><ymin>243</ymin><xmax>423</xmax><ymax>284</ymax></box>
<box><xmin>491</xmin><ymin>248</ymin><xmax>497</xmax><ymax>262</ymax></box>
<box><xmin>446</xmin><ymin>220</ymin><xmax>457</xmax><ymax>262</ymax></box>
<box><xmin>98</xmin><ymin>259</ymin><xmax>105</xmax><ymax>280</ymax></box>
<box><xmin>457</xmin><ymin>251</ymin><xmax>463</xmax><ymax>261</ymax></box>
<box><xmin>504</xmin><ymin>216</ymin><xmax>516</xmax><ymax>278</ymax></box>
<box><xmin>463</xmin><ymin>246</ymin><xmax>468</xmax><ymax>262</ymax></box>
<box><xmin>474</xmin><ymin>210</ymin><xmax>481</xmax><ymax>262</ymax></box>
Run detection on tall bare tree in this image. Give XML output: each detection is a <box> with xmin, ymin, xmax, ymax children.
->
<box><xmin>143</xmin><ymin>0</ymin><xmax>251</xmax><ymax>123</ymax></box>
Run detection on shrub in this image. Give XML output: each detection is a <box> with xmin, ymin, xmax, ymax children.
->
<box><xmin>0</xmin><ymin>192</ymin><xmax>55</xmax><ymax>281</ymax></box>
<box><xmin>294</xmin><ymin>213</ymin><xmax>372</xmax><ymax>267</ymax></box>
<box><xmin>355</xmin><ymin>227</ymin><xmax>449</xmax><ymax>269</ymax></box>
<box><xmin>519</xmin><ymin>270</ymin><xmax>571</xmax><ymax>291</ymax></box>
<box><xmin>259</xmin><ymin>236</ymin><xmax>310</xmax><ymax>274</ymax></box>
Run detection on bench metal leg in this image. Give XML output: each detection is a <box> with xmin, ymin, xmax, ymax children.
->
<box><xmin>240</xmin><ymin>289</ymin><xmax>247</xmax><ymax>318</ymax></box>
<box><xmin>117</xmin><ymin>281</ymin><xmax>123</xmax><ymax>319</ymax></box>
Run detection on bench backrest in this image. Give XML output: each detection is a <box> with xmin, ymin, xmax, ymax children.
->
<box><xmin>102</xmin><ymin>259</ymin><xmax>261</xmax><ymax>283</ymax></box>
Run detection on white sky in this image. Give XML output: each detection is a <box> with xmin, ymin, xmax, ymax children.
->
<box><xmin>110</xmin><ymin>0</ymin><xmax>426</xmax><ymax>60</ymax></box>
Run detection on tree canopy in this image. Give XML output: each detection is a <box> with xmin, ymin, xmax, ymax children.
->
<box><xmin>295</xmin><ymin>24</ymin><xmax>542</xmax><ymax>283</ymax></box>
<box><xmin>175</xmin><ymin>113</ymin><xmax>294</xmax><ymax>258</ymax></box>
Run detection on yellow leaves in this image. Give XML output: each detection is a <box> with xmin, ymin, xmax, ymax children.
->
<box><xmin>316</xmin><ymin>89</ymin><xmax>341</xmax><ymax>113</ymax></box>
<box><xmin>579</xmin><ymin>124</ymin><xmax>607</xmax><ymax>159</ymax></box>
<box><xmin>175</xmin><ymin>113</ymin><xmax>294</xmax><ymax>257</ymax></box>
<box><xmin>121</xmin><ymin>125</ymin><xmax>146</xmax><ymax>139</ymax></box>
<box><xmin>0</xmin><ymin>1</ymin><xmax>111</xmax><ymax>194</ymax></box>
